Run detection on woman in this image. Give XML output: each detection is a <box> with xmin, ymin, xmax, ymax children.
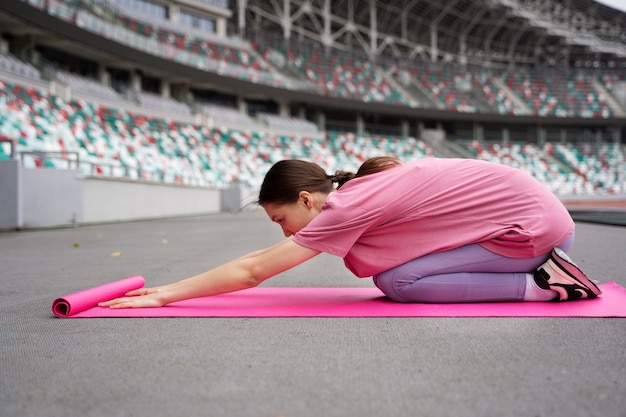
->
<box><xmin>100</xmin><ymin>157</ymin><xmax>601</xmax><ymax>309</ymax></box>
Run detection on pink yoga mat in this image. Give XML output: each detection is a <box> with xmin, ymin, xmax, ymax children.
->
<box><xmin>52</xmin><ymin>277</ymin><xmax>626</xmax><ymax>318</ymax></box>
<box><xmin>52</xmin><ymin>276</ymin><xmax>145</xmax><ymax>318</ymax></box>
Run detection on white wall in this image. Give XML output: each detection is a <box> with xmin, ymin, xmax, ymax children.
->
<box><xmin>0</xmin><ymin>161</ymin><xmax>225</xmax><ymax>229</ymax></box>
<box><xmin>83</xmin><ymin>177</ymin><xmax>221</xmax><ymax>224</ymax></box>
<box><xmin>22</xmin><ymin>168</ymin><xmax>84</xmax><ymax>228</ymax></box>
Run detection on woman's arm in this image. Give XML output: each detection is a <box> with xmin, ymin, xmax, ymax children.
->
<box><xmin>231</xmin><ymin>239</ymin><xmax>285</xmax><ymax>261</ymax></box>
<box><xmin>98</xmin><ymin>238</ymin><xmax>320</xmax><ymax>308</ymax></box>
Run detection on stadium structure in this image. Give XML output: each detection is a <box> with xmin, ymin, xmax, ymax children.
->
<box><xmin>0</xmin><ymin>0</ymin><xmax>625</xmax><ymax>228</ymax></box>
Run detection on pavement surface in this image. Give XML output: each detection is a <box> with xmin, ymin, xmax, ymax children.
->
<box><xmin>1</xmin><ymin>210</ymin><xmax>625</xmax><ymax>417</ymax></box>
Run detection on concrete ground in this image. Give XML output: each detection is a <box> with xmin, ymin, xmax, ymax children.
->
<box><xmin>1</xmin><ymin>210</ymin><xmax>625</xmax><ymax>417</ymax></box>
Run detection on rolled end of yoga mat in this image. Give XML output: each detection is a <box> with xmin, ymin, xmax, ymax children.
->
<box><xmin>52</xmin><ymin>276</ymin><xmax>145</xmax><ymax>318</ymax></box>
<box><xmin>51</xmin><ymin>297</ymin><xmax>73</xmax><ymax>318</ymax></box>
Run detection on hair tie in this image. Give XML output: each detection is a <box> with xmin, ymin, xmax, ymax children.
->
<box><xmin>329</xmin><ymin>174</ymin><xmax>339</xmax><ymax>183</ymax></box>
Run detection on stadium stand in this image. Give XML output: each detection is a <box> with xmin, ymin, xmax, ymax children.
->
<box><xmin>544</xmin><ymin>141</ymin><xmax>625</xmax><ymax>194</ymax></box>
<box><xmin>252</xmin><ymin>43</ymin><xmax>412</xmax><ymax>105</ymax></box>
<box><xmin>0</xmin><ymin>0</ymin><xmax>624</xmax><ymax>204</ymax></box>
<box><xmin>0</xmin><ymin>76</ymin><xmax>432</xmax><ymax>190</ymax></box>
<box><xmin>3</xmin><ymin>68</ymin><xmax>623</xmax><ymax>196</ymax></box>
<box><xmin>465</xmin><ymin>139</ymin><xmax>624</xmax><ymax>195</ymax></box>
<box><xmin>12</xmin><ymin>0</ymin><xmax>625</xmax><ymax>118</ymax></box>
<box><xmin>114</xmin><ymin>11</ymin><xmax>289</xmax><ymax>88</ymax></box>
<box><xmin>502</xmin><ymin>69</ymin><xmax>616</xmax><ymax>118</ymax></box>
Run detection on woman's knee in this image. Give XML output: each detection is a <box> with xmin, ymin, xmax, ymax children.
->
<box><xmin>373</xmin><ymin>268</ymin><xmax>414</xmax><ymax>302</ymax></box>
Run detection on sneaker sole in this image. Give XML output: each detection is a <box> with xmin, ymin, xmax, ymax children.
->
<box><xmin>549</xmin><ymin>248</ymin><xmax>602</xmax><ymax>299</ymax></box>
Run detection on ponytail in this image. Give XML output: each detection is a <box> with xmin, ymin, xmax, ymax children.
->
<box><xmin>327</xmin><ymin>171</ymin><xmax>355</xmax><ymax>189</ymax></box>
<box><xmin>332</xmin><ymin>156</ymin><xmax>401</xmax><ymax>189</ymax></box>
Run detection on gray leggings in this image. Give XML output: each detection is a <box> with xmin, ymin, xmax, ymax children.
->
<box><xmin>373</xmin><ymin>233</ymin><xmax>574</xmax><ymax>303</ymax></box>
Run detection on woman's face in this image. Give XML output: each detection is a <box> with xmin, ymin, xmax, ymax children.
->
<box><xmin>262</xmin><ymin>192</ymin><xmax>323</xmax><ymax>237</ymax></box>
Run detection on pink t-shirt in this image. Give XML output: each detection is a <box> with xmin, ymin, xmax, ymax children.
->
<box><xmin>293</xmin><ymin>158</ymin><xmax>574</xmax><ymax>278</ymax></box>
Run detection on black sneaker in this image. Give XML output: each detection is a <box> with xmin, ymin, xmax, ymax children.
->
<box><xmin>534</xmin><ymin>247</ymin><xmax>602</xmax><ymax>301</ymax></box>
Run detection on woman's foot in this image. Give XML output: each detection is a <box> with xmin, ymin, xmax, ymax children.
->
<box><xmin>534</xmin><ymin>248</ymin><xmax>602</xmax><ymax>301</ymax></box>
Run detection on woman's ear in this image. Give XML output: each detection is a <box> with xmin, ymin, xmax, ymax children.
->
<box><xmin>298</xmin><ymin>191</ymin><xmax>313</xmax><ymax>208</ymax></box>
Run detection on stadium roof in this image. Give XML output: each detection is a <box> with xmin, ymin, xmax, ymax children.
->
<box><xmin>596</xmin><ymin>0</ymin><xmax>626</xmax><ymax>12</ymax></box>
<box><xmin>239</xmin><ymin>0</ymin><xmax>626</xmax><ymax>69</ymax></box>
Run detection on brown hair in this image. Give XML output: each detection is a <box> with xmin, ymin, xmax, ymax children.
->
<box><xmin>257</xmin><ymin>156</ymin><xmax>401</xmax><ymax>205</ymax></box>
<box><xmin>336</xmin><ymin>156</ymin><xmax>400</xmax><ymax>188</ymax></box>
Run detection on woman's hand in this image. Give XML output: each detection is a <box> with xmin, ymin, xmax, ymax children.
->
<box><xmin>98</xmin><ymin>286</ymin><xmax>165</xmax><ymax>309</ymax></box>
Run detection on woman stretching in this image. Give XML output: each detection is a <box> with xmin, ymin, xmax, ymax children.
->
<box><xmin>100</xmin><ymin>156</ymin><xmax>601</xmax><ymax>308</ymax></box>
